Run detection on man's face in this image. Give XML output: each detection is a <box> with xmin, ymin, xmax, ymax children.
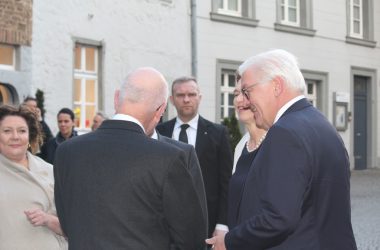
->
<box><xmin>241</xmin><ymin>69</ymin><xmax>277</xmax><ymax>130</ymax></box>
<box><xmin>91</xmin><ymin>115</ymin><xmax>104</xmax><ymax>131</ymax></box>
<box><xmin>170</xmin><ymin>80</ymin><xmax>201</xmax><ymax>122</ymax></box>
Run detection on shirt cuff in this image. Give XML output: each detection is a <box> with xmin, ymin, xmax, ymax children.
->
<box><xmin>215</xmin><ymin>224</ymin><xmax>229</xmax><ymax>232</ymax></box>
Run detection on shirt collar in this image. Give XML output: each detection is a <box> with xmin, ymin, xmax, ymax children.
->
<box><xmin>175</xmin><ymin>114</ymin><xmax>199</xmax><ymax>130</ymax></box>
<box><xmin>274</xmin><ymin>95</ymin><xmax>305</xmax><ymax>124</ymax></box>
<box><xmin>112</xmin><ymin>113</ymin><xmax>145</xmax><ymax>133</ymax></box>
<box><xmin>151</xmin><ymin>129</ymin><xmax>158</xmax><ymax>140</ymax></box>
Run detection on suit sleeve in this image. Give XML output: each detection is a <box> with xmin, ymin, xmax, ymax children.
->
<box><xmin>225</xmin><ymin>127</ymin><xmax>311</xmax><ymax>249</ymax></box>
<box><xmin>163</xmin><ymin>151</ymin><xmax>207</xmax><ymax>250</ymax></box>
<box><xmin>217</xmin><ymin>126</ymin><xmax>233</xmax><ymax>226</ymax></box>
<box><xmin>187</xmin><ymin>146</ymin><xmax>208</xmax><ymax>236</ymax></box>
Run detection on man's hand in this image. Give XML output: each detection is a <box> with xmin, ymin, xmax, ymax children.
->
<box><xmin>205</xmin><ymin>230</ymin><xmax>227</xmax><ymax>250</ymax></box>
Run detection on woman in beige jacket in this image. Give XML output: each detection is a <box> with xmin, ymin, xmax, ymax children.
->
<box><xmin>0</xmin><ymin>105</ymin><xmax>67</xmax><ymax>249</ymax></box>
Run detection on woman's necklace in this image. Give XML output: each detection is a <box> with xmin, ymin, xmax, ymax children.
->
<box><xmin>246</xmin><ymin>132</ymin><xmax>267</xmax><ymax>153</ymax></box>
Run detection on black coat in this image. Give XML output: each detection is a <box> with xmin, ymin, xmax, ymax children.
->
<box><xmin>54</xmin><ymin>120</ymin><xmax>205</xmax><ymax>250</ymax></box>
<box><xmin>157</xmin><ymin>116</ymin><xmax>233</xmax><ymax>237</ymax></box>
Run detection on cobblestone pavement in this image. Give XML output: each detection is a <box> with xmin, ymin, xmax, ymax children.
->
<box><xmin>351</xmin><ymin>169</ymin><xmax>380</xmax><ymax>250</ymax></box>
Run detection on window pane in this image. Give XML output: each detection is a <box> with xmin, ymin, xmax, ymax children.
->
<box><xmin>307</xmin><ymin>83</ymin><xmax>314</xmax><ymax>94</ymax></box>
<box><xmin>74</xmin><ymin>46</ymin><xmax>81</xmax><ymax>70</ymax></box>
<box><xmin>0</xmin><ymin>45</ymin><xmax>14</xmax><ymax>66</ymax></box>
<box><xmin>281</xmin><ymin>0</ymin><xmax>285</xmax><ymax>4</ymax></box>
<box><xmin>220</xmin><ymin>108</ymin><xmax>224</xmax><ymax>119</ymax></box>
<box><xmin>73</xmin><ymin>105</ymin><xmax>81</xmax><ymax>128</ymax></box>
<box><xmin>353</xmin><ymin>0</ymin><xmax>360</xmax><ymax>4</ymax></box>
<box><xmin>221</xmin><ymin>93</ymin><xmax>224</xmax><ymax>105</ymax></box>
<box><xmin>354</xmin><ymin>21</ymin><xmax>360</xmax><ymax>33</ymax></box>
<box><xmin>228</xmin><ymin>94</ymin><xmax>234</xmax><ymax>105</ymax></box>
<box><xmin>218</xmin><ymin>0</ymin><xmax>224</xmax><ymax>9</ymax></box>
<box><xmin>228</xmin><ymin>74</ymin><xmax>235</xmax><ymax>87</ymax></box>
<box><xmin>221</xmin><ymin>74</ymin><xmax>225</xmax><ymax>86</ymax></box>
<box><xmin>289</xmin><ymin>0</ymin><xmax>297</xmax><ymax>7</ymax></box>
<box><xmin>85</xmin><ymin>105</ymin><xmax>95</xmax><ymax>128</ymax></box>
<box><xmin>228</xmin><ymin>0</ymin><xmax>238</xmax><ymax>11</ymax></box>
<box><xmin>289</xmin><ymin>8</ymin><xmax>297</xmax><ymax>22</ymax></box>
<box><xmin>85</xmin><ymin>47</ymin><xmax>95</xmax><ymax>71</ymax></box>
<box><xmin>74</xmin><ymin>79</ymin><xmax>81</xmax><ymax>102</ymax></box>
<box><xmin>281</xmin><ymin>6</ymin><xmax>285</xmax><ymax>20</ymax></box>
<box><xmin>353</xmin><ymin>6</ymin><xmax>360</xmax><ymax>19</ymax></box>
<box><xmin>86</xmin><ymin>79</ymin><xmax>95</xmax><ymax>102</ymax></box>
<box><xmin>229</xmin><ymin>107</ymin><xmax>235</xmax><ymax>117</ymax></box>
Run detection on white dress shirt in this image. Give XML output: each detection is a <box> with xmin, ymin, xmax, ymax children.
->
<box><xmin>112</xmin><ymin>113</ymin><xmax>145</xmax><ymax>133</ymax></box>
<box><xmin>172</xmin><ymin>114</ymin><xmax>199</xmax><ymax>147</ymax></box>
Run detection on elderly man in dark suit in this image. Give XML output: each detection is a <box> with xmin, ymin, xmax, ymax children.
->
<box><xmin>156</xmin><ymin>76</ymin><xmax>233</xmax><ymax>241</ymax></box>
<box><xmin>207</xmin><ymin>50</ymin><xmax>357</xmax><ymax>249</ymax></box>
<box><xmin>54</xmin><ymin>67</ymin><xmax>206</xmax><ymax>250</ymax></box>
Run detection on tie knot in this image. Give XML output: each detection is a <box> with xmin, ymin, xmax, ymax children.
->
<box><xmin>180</xmin><ymin>124</ymin><xmax>190</xmax><ymax>130</ymax></box>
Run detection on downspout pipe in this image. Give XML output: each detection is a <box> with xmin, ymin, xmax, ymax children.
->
<box><xmin>190</xmin><ymin>0</ymin><xmax>197</xmax><ymax>77</ymax></box>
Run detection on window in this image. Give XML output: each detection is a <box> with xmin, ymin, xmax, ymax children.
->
<box><xmin>350</xmin><ymin>0</ymin><xmax>363</xmax><ymax>38</ymax></box>
<box><xmin>220</xmin><ymin>70</ymin><xmax>236</xmax><ymax>120</ymax></box>
<box><xmin>302</xmin><ymin>70</ymin><xmax>328</xmax><ymax>115</ymax></box>
<box><xmin>216</xmin><ymin>60</ymin><xmax>241</xmax><ymax>122</ymax></box>
<box><xmin>0</xmin><ymin>44</ymin><xmax>15</xmax><ymax>70</ymax></box>
<box><xmin>218</xmin><ymin>0</ymin><xmax>242</xmax><ymax>16</ymax></box>
<box><xmin>346</xmin><ymin>0</ymin><xmax>376</xmax><ymax>47</ymax></box>
<box><xmin>73</xmin><ymin>43</ymin><xmax>99</xmax><ymax>131</ymax></box>
<box><xmin>275</xmin><ymin>0</ymin><xmax>315</xmax><ymax>36</ymax></box>
<box><xmin>280</xmin><ymin>0</ymin><xmax>300</xmax><ymax>26</ymax></box>
<box><xmin>211</xmin><ymin>0</ymin><xmax>258</xmax><ymax>27</ymax></box>
<box><xmin>305</xmin><ymin>79</ymin><xmax>318</xmax><ymax>107</ymax></box>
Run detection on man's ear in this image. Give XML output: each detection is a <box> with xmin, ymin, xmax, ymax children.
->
<box><xmin>273</xmin><ymin>77</ymin><xmax>284</xmax><ymax>97</ymax></box>
<box><xmin>114</xmin><ymin>90</ymin><xmax>120</xmax><ymax>111</ymax></box>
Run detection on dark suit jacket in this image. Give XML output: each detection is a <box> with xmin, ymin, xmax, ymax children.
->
<box><xmin>225</xmin><ymin>98</ymin><xmax>357</xmax><ymax>250</ymax></box>
<box><xmin>157</xmin><ymin>133</ymin><xmax>208</xmax><ymax>243</ymax></box>
<box><xmin>157</xmin><ymin>116</ymin><xmax>233</xmax><ymax>237</ymax></box>
<box><xmin>54</xmin><ymin>120</ymin><xmax>205</xmax><ymax>250</ymax></box>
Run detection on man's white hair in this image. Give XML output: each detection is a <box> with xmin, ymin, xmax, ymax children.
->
<box><xmin>238</xmin><ymin>49</ymin><xmax>306</xmax><ymax>94</ymax></box>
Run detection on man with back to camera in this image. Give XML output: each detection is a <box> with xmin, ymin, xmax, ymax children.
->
<box><xmin>206</xmin><ymin>49</ymin><xmax>357</xmax><ymax>249</ymax></box>
<box><xmin>156</xmin><ymin>76</ymin><xmax>233</xmax><ymax>242</ymax></box>
<box><xmin>54</xmin><ymin>67</ymin><xmax>206</xmax><ymax>250</ymax></box>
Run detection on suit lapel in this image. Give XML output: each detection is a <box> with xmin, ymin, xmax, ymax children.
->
<box><xmin>159</xmin><ymin>118</ymin><xmax>176</xmax><ymax>138</ymax></box>
<box><xmin>195</xmin><ymin>116</ymin><xmax>209</xmax><ymax>159</ymax></box>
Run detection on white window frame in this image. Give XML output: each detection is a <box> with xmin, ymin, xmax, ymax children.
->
<box><xmin>217</xmin><ymin>0</ymin><xmax>242</xmax><ymax>17</ymax></box>
<box><xmin>280</xmin><ymin>0</ymin><xmax>300</xmax><ymax>26</ymax></box>
<box><xmin>73</xmin><ymin>44</ymin><xmax>98</xmax><ymax>131</ymax></box>
<box><xmin>0</xmin><ymin>44</ymin><xmax>15</xmax><ymax>70</ymax></box>
<box><xmin>350</xmin><ymin>0</ymin><xmax>363</xmax><ymax>38</ymax></box>
<box><xmin>220</xmin><ymin>71</ymin><xmax>236</xmax><ymax>120</ymax></box>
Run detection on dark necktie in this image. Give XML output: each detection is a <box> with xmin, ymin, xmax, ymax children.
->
<box><xmin>179</xmin><ymin>124</ymin><xmax>190</xmax><ymax>143</ymax></box>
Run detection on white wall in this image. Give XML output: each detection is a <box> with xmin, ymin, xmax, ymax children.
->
<box><xmin>31</xmin><ymin>0</ymin><xmax>191</xmax><ymax>133</ymax></box>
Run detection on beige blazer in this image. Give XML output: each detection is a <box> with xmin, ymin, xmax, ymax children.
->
<box><xmin>0</xmin><ymin>152</ymin><xmax>67</xmax><ymax>250</ymax></box>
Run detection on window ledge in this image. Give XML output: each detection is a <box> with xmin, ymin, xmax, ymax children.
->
<box><xmin>274</xmin><ymin>23</ymin><xmax>316</xmax><ymax>37</ymax></box>
<box><xmin>210</xmin><ymin>12</ymin><xmax>259</xmax><ymax>27</ymax></box>
<box><xmin>345</xmin><ymin>36</ymin><xmax>377</xmax><ymax>48</ymax></box>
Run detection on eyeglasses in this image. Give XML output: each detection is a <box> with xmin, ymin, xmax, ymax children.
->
<box><xmin>241</xmin><ymin>82</ymin><xmax>260</xmax><ymax>100</ymax></box>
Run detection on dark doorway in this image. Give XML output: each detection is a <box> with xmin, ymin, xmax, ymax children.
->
<box><xmin>353</xmin><ymin>76</ymin><xmax>368</xmax><ymax>170</ymax></box>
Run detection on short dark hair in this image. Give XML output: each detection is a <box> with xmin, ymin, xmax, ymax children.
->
<box><xmin>57</xmin><ymin>108</ymin><xmax>75</xmax><ymax>121</ymax></box>
<box><xmin>0</xmin><ymin>105</ymin><xmax>43</xmax><ymax>154</ymax></box>
<box><xmin>171</xmin><ymin>76</ymin><xmax>197</xmax><ymax>94</ymax></box>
